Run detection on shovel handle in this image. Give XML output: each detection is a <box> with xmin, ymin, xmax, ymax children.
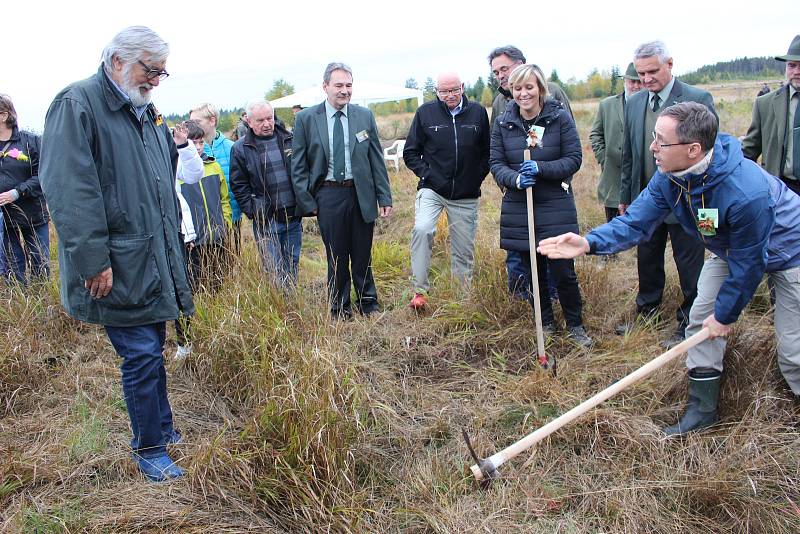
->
<box><xmin>470</xmin><ymin>327</ymin><xmax>710</xmax><ymax>479</ymax></box>
<box><xmin>524</xmin><ymin>149</ymin><xmax>546</xmax><ymax>362</ymax></box>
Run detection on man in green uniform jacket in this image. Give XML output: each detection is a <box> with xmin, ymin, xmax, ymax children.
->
<box><xmin>40</xmin><ymin>26</ymin><xmax>192</xmax><ymax>483</ymax></box>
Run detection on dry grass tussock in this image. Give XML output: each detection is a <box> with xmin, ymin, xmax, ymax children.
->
<box><xmin>2</xmin><ymin>92</ymin><xmax>799</xmax><ymax>532</ymax></box>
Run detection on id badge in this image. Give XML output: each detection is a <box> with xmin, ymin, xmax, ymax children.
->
<box><xmin>697</xmin><ymin>208</ymin><xmax>718</xmax><ymax>236</ymax></box>
<box><xmin>526</xmin><ymin>125</ymin><xmax>545</xmax><ymax>148</ymax></box>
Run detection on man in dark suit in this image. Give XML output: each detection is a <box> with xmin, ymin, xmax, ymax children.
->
<box><xmin>618</xmin><ymin>41</ymin><xmax>716</xmax><ymax>347</ymax></box>
<box><xmin>291</xmin><ymin>62</ymin><xmax>393</xmax><ymax>319</ymax></box>
<box><xmin>742</xmin><ymin>35</ymin><xmax>800</xmax><ymax>197</ymax></box>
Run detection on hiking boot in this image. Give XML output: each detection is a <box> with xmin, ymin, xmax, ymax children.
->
<box><xmin>567</xmin><ymin>325</ymin><xmax>593</xmax><ymax>348</ymax></box>
<box><xmin>409</xmin><ymin>292</ymin><xmax>427</xmax><ymax>310</ymax></box>
<box><xmin>663</xmin><ymin>368</ymin><xmax>721</xmax><ymax>437</ymax></box>
<box><xmin>135</xmin><ymin>454</ymin><xmax>185</xmax><ymax>482</ymax></box>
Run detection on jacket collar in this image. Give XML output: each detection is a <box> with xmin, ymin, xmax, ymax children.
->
<box><xmin>435</xmin><ymin>94</ymin><xmax>468</xmax><ymax>115</ymax></box>
<box><xmin>242</xmin><ymin>121</ymin><xmax>288</xmax><ymax>147</ymax></box>
<box><xmin>5</xmin><ymin>126</ymin><xmax>21</xmax><ymax>143</ymax></box>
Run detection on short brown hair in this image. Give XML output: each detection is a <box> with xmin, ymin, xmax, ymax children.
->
<box><xmin>660</xmin><ymin>102</ymin><xmax>718</xmax><ymax>151</ymax></box>
<box><xmin>0</xmin><ymin>94</ymin><xmax>17</xmax><ymax>128</ymax></box>
<box><xmin>184</xmin><ymin>120</ymin><xmax>205</xmax><ymax>141</ymax></box>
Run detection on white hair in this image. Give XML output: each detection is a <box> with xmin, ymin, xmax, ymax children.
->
<box><xmin>634</xmin><ymin>40</ymin><xmax>671</xmax><ymax>64</ymax></box>
<box><xmin>101</xmin><ymin>26</ymin><xmax>169</xmax><ymax>74</ymax></box>
<box><xmin>245</xmin><ymin>99</ymin><xmax>273</xmax><ymax>116</ymax></box>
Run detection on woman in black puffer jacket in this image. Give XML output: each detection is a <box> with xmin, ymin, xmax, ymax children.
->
<box><xmin>490</xmin><ymin>64</ymin><xmax>591</xmax><ymax>346</ymax></box>
<box><xmin>0</xmin><ymin>94</ymin><xmax>49</xmax><ymax>284</ymax></box>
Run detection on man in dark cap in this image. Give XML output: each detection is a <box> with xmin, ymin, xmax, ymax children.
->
<box><xmin>590</xmin><ymin>63</ymin><xmax>642</xmax><ymax>224</ymax></box>
<box><xmin>742</xmin><ymin>35</ymin><xmax>800</xmax><ymax>196</ymax></box>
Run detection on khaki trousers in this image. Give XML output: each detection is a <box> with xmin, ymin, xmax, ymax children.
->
<box><xmin>410</xmin><ymin>188</ymin><xmax>478</xmax><ymax>293</ymax></box>
<box><xmin>686</xmin><ymin>255</ymin><xmax>800</xmax><ymax>394</ymax></box>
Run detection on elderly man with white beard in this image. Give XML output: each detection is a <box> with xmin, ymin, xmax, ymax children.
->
<box><xmin>40</xmin><ymin>26</ymin><xmax>195</xmax><ymax>482</ymax></box>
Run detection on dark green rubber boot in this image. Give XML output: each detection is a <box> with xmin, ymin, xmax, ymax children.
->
<box><xmin>663</xmin><ymin>368</ymin><xmax>721</xmax><ymax>437</ymax></box>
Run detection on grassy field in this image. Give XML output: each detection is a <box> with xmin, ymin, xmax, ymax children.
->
<box><xmin>1</xmin><ymin>84</ymin><xmax>799</xmax><ymax>533</ymax></box>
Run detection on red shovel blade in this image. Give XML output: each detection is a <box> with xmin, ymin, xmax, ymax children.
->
<box><xmin>537</xmin><ymin>352</ymin><xmax>557</xmax><ymax>377</ymax></box>
<box><xmin>537</xmin><ymin>352</ymin><xmax>549</xmax><ymax>368</ymax></box>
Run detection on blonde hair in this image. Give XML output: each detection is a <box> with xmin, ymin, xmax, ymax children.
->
<box><xmin>508</xmin><ymin>64</ymin><xmax>549</xmax><ymax>109</ymax></box>
<box><xmin>189</xmin><ymin>102</ymin><xmax>219</xmax><ymax>121</ymax></box>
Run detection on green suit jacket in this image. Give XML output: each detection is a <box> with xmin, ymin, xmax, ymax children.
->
<box><xmin>620</xmin><ymin>79</ymin><xmax>716</xmax><ymax>205</ymax></box>
<box><xmin>291</xmin><ymin>102</ymin><xmax>392</xmax><ymax>223</ymax></box>
<box><xmin>589</xmin><ymin>92</ymin><xmax>625</xmax><ymax>208</ymax></box>
<box><xmin>742</xmin><ymin>84</ymin><xmax>791</xmax><ymax>178</ymax></box>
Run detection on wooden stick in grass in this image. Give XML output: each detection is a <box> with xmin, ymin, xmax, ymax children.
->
<box><xmin>524</xmin><ymin>149</ymin><xmax>549</xmax><ymax>370</ymax></box>
<box><xmin>470</xmin><ymin>327</ymin><xmax>711</xmax><ymax>483</ymax></box>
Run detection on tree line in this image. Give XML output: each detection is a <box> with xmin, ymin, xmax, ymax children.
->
<box><xmin>165</xmin><ymin>56</ymin><xmax>786</xmax><ymax>132</ymax></box>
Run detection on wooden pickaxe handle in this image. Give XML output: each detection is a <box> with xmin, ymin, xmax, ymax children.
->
<box><xmin>470</xmin><ymin>327</ymin><xmax>711</xmax><ymax>482</ymax></box>
<box><xmin>523</xmin><ymin>149</ymin><xmax>547</xmax><ymax>366</ymax></box>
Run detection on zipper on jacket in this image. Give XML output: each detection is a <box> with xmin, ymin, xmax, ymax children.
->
<box><xmin>451</xmin><ymin>113</ymin><xmax>458</xmax><ymax>198</ymax></box>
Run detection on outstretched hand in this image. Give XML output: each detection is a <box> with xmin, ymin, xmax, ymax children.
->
<box><xmin>537</xmin><ymin>232</ymin><xmax>590</xmax><ymax>259</ymax></box>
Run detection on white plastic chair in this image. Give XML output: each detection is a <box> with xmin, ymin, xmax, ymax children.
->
<box><xmin>383</xmin><ymin>139</ymin><xmax>405</xmax><ymax>172</ymax></box>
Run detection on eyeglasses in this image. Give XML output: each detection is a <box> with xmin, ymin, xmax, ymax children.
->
<box><xmin>137</xmin><ymin>60</ymin><xmax>169</xmax><ymax>81</ymax></box>
<box><xmin>492</xmin><ymin>62</ymin><xmax>522</xmax><ymax>77</ymax></box>
<box><xmin>436</xmin><ymin>87</ymin><xmax>462</xmax><ymax>96</ymax></box>
<box><xmin>651</xmin><ymin>131</ymin><xmax>693</xmax><ymax>149</ymax></box>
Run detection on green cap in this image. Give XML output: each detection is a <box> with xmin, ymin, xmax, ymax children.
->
<box><xmin>623</xmin><ymin>62</ymin><xmax>639</xmax><ymax>81</ymax></box>
<box><xmin>775</xmin><ymin>35</ymin><xmax>800</xmax><ymax>62</ymax></box>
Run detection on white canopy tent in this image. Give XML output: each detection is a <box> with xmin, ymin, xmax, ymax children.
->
<box><xmin>269</xmin><ymin>82</ymin><xmax>423</xmax><ymax>109</ymax></box>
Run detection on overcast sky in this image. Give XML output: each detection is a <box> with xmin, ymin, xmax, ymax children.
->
<box><xmin>6</xmin><ymin>0</ymin><xmax>798</xmax><ymax>131</ymax></box>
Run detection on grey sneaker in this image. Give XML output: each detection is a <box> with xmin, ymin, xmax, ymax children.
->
<box><xmin>567</xmin><ymin>326</ymin><xmax>593</xmax><ymax>348</ymax></box>
<box><xmin>542</xmin><ymin>323</ymin><xmax>556</xmax><ymax>337</ymax></box>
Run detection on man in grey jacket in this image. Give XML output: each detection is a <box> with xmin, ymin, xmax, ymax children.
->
<box><xmin>40</xmin><ymin>26</ymin><xmax>193</xmax><ymax>482</ymax></box>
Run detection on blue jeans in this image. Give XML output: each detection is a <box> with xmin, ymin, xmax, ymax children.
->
<box><xmin>507</xmin><ymin>250</ymin><xmax>531</xmax><ymax>300</ymax></box>
<box><xmin>105</xmin><ymin>322</ymin><xmax>175</xmax><ymax>458</ymax></box>
<box><xmin>252</xmin><ymin>217</ymin><xmax>302</xmax><ymax>287</ymax></box>
<box><xmin>0</xmin><ymin>217</ymin><xmax>8</xmax><ymax>277</ymax></box>
<box><xmin>506</xmin><ymin>249</ymin><xmax>558</xmax><ymax>301</ymax></box>
<box><xmin>3</xmin><ymin>220</ymin><xmax>50</xmax><ymax>284</ymax></box>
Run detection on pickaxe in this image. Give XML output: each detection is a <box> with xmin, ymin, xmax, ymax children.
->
<box><xmin>465</xmin><ymin>327</ymin><xmax>710</xmax><ymax>485</ymax></box>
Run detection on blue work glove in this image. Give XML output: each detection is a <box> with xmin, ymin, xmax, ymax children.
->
<box><xmin>518</xmin><ymin>173</ymin><xmax>536</xmax><ymax>189</ymax></box>
<box><xmin>517</xmin><ymin>161</ymin><xmax>539</xmax><ymax>189</ymax></box>
<box><xmin>519</xmin><ymin>160</ymin><xmax>539</xmax><ymax>176</ymax></box>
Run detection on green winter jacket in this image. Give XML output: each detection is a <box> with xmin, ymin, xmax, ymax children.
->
<box><xmin>40</xmin><ymin>65</ymin><xmax>194</xmax><ymax>326</ymax></box>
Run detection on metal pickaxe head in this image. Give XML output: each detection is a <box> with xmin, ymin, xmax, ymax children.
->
<box><xmin>462</xmin><ymin>429</ymin><xmax>499</xmax><ymax>488</ymax></box>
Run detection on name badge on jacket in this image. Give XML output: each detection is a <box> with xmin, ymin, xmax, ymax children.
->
<box><xmin>356</xmin><ymin>130</ymin><xmax>369</xmax><ymax>143</ymax></box>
